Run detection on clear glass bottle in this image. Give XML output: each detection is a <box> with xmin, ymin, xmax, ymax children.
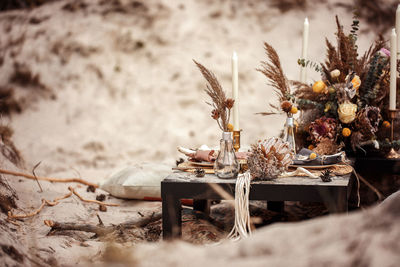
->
<box><xmin>284</xmin><ymin>117</ymin><xmax>297</xmax><ymax>154</ymax></box>
<box><xmin>214</xmin><ymin>132</ymin><xmax>239</xmax><ymax>179</ymax></box>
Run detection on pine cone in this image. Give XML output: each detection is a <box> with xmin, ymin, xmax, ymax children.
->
<box><xmin>247</xmin><ymin>137</ymin><xmax>294</xmax><ymax>180</ymax></box>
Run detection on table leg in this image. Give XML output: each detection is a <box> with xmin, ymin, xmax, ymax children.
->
<box><xmin>162</xmin><ymin>193</ymin><xmax>182</xmax><ymax>239</ymax></box>
<box><xmin>268</xmin><ymin>201</ymin><xmax>284</xmax><ymax>212</ymax></box>
<box><xmin>193</xmin><ymin>199</ymin><xmax>211</xmax><ymax>215</ymax></box>
<box><xmin>335</xmin><ymin>188</ymin><xmax>348</xmax><ymax>213</ymax></box>
<box><xmin>322</xmin><ymin>187</ymin><xmax>348</xmax><ymax>213</ymax></box>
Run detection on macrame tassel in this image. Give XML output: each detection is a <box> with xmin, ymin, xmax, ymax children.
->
<box><xmin>227</xmin><ymin>171</ymin><xmax>252</xmax><ymax>241</ymax></box>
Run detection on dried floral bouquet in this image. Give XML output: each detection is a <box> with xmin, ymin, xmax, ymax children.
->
<box><xmin>259</xmin><ymin>16</ymin><xmax>400</xmax><ymax>155</ymax></box>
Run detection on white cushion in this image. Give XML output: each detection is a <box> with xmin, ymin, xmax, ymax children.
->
<box><xmin>100</xmin><ymin>162</ymin><xmax>171</xmax><ymax>199</ymax></box>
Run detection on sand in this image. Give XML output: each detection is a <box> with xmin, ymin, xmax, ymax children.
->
<box><xmin>0</xmin><ymin>0</ymin><xmax>397</xmax><ymax>266</ymax></box>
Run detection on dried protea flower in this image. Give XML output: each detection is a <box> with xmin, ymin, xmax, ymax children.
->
<box><xmin>309</xmin><ymin>117</ymin><xmax>337</xmax><ymax>143</ymax></box>
<box><xmin>247</xmin><ymin>137</ymin><xmax>294</xmax><ymax>179</ymax></box>
<box><xmin>354</xmin><ymin>106</ymin><xmax>381</xmax><ymax>138</ymax></box>
<box><xmin>280</xmin><ymin>100</ymin><xmax>292</xmax><ymax>113</ymax></box>
<box><xmin>225</xmin><ymin>98</ymin><xmax>235</xmax><ymax>109</ymax></box>
<box><xmin>338</xmin><ymin>101</ymin><xmax>357</xmax><ymax>124</ymax></box>
<box><xmin>211</xmin><ymin>109</ymin><xmax>220</xmax><ymax>120</ymax></box>
<box><xmin>313</xmin><ymin>138</ymin><xmax>339</xmax><ymax>155</ymax></box>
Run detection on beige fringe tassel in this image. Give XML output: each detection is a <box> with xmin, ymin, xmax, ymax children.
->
<box><xmin>227</xmin><ymin>171</ymin><xmax>252</xmax><ymax>241</ymax></box>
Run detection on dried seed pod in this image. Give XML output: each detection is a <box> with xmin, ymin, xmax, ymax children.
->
<box><xmin>225</xmin><ymin>98</ymin><xmax>235</xmax><ymax>109</ymax></box>
<box><xmin>211</xmin><ymin>109</ymin><xmax>220</xmax><ymax>120</ymax></box>
<box><xmin>280</xmin><ymin>101</ymin><xmax>292</xmax><ymax>113</ymax></box>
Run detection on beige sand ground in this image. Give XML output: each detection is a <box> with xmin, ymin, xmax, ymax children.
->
<box><xmin>0</xmin><ymin>0</ymin><xmax>397</xmax><ymax>266</ymax></box>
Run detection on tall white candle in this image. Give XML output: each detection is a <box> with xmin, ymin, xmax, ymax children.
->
<box><xmin>396</xmin><ymin>5</ymin><xmax>400</xmax><ymax>55</ymax></box>
<box><xmin>390</xmin><ymin>28</ymin><xmax>397</xmax><ymax>110</ymax></box>
<box><xmin>300</xmin><ymin>18</ymin><xmax>309</xmax><ymax>83</ymax></box>
<box><xmin>232</xmin><ymin>51</ymin><xmax>240</xmax><ymax>131</ymax></box>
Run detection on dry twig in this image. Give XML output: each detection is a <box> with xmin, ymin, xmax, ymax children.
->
<box><xmin>32</xmin><ymin>161</ymin><xmax>43</xmax><ymax>192</ymax></box>
<box><xmin>0</xmin><ymin>168</ymin><xmax>99</xmax><ymax>188</ymax></box>
<box><xmin>68</xmin><ymin>186</ymin><xmax>119</xmax><ymax>207</ymax></box>
<box><xmin>7</xmin><ymin>186</ymin><xmax>118</xmax><ymax>220</ymax></box>
<box><xmin>8</xmin><ymin>191</ymin><xmax>72</xmax><ymax>219</ymax></box>
<box><xmin>44</xmin><ymin>211</ymin><xmax>162</xmax><ymax>237</ymax></box>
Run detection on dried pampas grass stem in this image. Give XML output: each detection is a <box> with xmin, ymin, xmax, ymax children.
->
<box><xmin>257</xmin><ymin>42</ymin><xmax>290</xmax><ymax>103</ymax></box>
<box><xmin>194</xmin><ymin>60</ymin><xmax>232</xmax><ymax>131</ymax></box>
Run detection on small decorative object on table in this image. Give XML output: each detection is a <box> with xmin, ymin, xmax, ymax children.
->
<box><xmin>319</xmin><ymin>169</ymin><xmax>332</xmax><ymax>182</ymax></box>
<box><xmin>194</xmin><ymin>60</ymin><xmax>239</xmax><ymax>179</ymax></box>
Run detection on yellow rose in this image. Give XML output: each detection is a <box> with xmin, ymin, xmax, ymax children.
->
<box><xmin>338</xmin><ymin>101</ymin><xmax>357</xmax><ymax>124</ymax></box>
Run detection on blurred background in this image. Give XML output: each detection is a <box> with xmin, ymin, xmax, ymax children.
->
<box><xmin>0</xmin><ymin>0</ymin><xmax>397</xmax><ymax>180</ymax></box>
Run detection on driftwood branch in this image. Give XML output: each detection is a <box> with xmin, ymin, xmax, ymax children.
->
<box><xmin>0</xmin><ymin>168</ymin><xmax>99</xmax><ymax>188</ymax></box>
<box><xmin>7</xmin><ymin>187</ymin><xmax>118</xmax><ymax>220</ymax></box>
<box><xmin>44</xmin><ymin>211</ymin><xmax>162</xmax><ymax>236</ymax></box>
<box><xmin>8</xmin><ymin>191</ymin><xmax>73</xmax><ymax>219</ymax></box>
<box><xmin>68</xmin><ymin>186</ymin><xmax>119</xmax><ymax>206</ymax></box>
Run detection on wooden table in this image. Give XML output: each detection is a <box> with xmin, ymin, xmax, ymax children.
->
<box><xmin>161</xmin><ymin>172</ymin><xmax>353</xmax><ymax>239</ymax></box>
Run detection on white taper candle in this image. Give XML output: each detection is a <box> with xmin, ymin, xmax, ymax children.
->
<box><xmin>232</xmin><ymin>51</ymin><xmax>240</xmax><ymax>131</ymax></box>
<box><xmin>300</xmin><ymin>18</ymin><xmax>309</xmax><ymax>83</ymax></box>
<box><xmin>390</xmin><ymin>28</ymin><xmax>397</xmax><ymax>110</ymax></box>
<box><xmin>396</xmin><ymin>4</ymin><xmax>400</xmax><ymax>55</ymax></box>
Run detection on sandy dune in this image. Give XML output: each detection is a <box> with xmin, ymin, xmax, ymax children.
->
<box><xmin>0</xmin><ymin>0</ymin><xmax>397</xmax><ymax>266</ymax></box>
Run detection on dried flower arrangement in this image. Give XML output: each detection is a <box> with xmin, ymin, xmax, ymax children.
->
<box><xmin>194</xmin><ymin>60</ymin><xmax>234</xmax><ymax>132</ymax></box>
<box><xmin>259</xmin><ymin>16</ymin><xmax>398</xmax><ymax>155</ymax></box>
